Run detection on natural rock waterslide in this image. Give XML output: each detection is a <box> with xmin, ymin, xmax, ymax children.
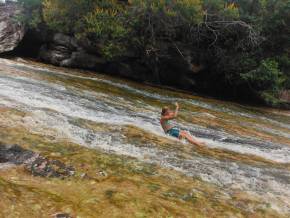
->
<box><xmin>0</xmin><ymin>58</ymin><xmax>290</xmax><ymax>217</ymax></box>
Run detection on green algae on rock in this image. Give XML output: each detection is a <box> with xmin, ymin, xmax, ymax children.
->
<box><xmin>0</xmin><ymin>58</ymin><xmax>290</xmax><ymax>217</ymax></box>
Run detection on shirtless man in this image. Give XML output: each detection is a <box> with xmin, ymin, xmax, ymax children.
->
<box><xmin>160</xmin><ymin>102</ymin><xmax>205</xmax><ymax>147</ymax></box>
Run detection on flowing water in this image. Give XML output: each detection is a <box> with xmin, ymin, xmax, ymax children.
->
<box><xmin>0</xmin><ymin>58</ymin><xmax>290</xmax><ymax>216</ymax></box>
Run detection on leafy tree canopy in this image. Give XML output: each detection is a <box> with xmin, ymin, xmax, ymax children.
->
<box><xmin>17</xmin><ymin>0</ymin><xmax>290</xmax><ymax>106</ymax></box>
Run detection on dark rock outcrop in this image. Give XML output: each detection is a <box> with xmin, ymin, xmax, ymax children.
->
<box><xmin>0</xmin><ymin>144</ymin><xmax>75</xmax><ymax>178</ymax></box>
<box><xmin>11</xmin><ymin>27</ymin><xmax>53</xmax><ymax>57</ymax></box>
<box><xmin>103</xmin><ymin>60</ymin><xmax>152</xmax><ymax>82</ymax></box>
<box><xmin>0</xmin><ymin>143</ymin><xmax>35</xmax><ymax>164</ymax></box>
<box><xmin>158</xmin><ymin>44</ymin><xmax>204</xmax><ymax>89</ymax></box>
<box><xmin>37</xmin><ymin>32</ymin><xmax>204</xmax><ymax>88</ymax></box>
<box><xmin>0</xmin><ymin>1</ymin><xmax>25</xmax><ymax>53</ymax></box>
<box><xmin>39</xmin><ymin>33</ymin><xmax>107</xmax><ymax>71</ymax></box>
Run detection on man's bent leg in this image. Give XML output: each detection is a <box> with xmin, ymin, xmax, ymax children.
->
<box><xmin>179</xmin><ymin>131</ymin><xmax>204</xmax><ymax>147</ymax></box>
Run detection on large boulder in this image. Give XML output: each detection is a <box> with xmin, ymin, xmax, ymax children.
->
<box><xmin>0</xmin><ymin>1</ymin><xmax>25</xmax><ymax>53</ymax></box>
<box><xmin>60</xmin><ymin>51</ymin><xmax>106</xmax><ymax>71</ymax></box>
<box><xmin>38</xmin><ymin>32</ymin><xmax>202</xmax><ymax>89</ymax></box>
<box><xmin>39</xmin><ymin>33</ymin><xmax>106</xmax><ymax>71</ymax></box>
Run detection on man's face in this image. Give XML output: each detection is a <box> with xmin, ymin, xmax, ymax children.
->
<box><xmin>166</xmin><ymin>110</ymin><xmax>173</xmax><ymax>116</ymax></box>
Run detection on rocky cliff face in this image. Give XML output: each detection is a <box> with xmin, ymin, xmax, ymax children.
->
<box><xmin>0</xmin><ymin>2</ymin><xmax>25</xmax><ymax>53</ymax></box>
<box><xmin>38</xmin><ymin>32</ymin><xmax>203</xmax><ymax>89</ymax></box>
<box><xmin>39</xmin><ymin>33</ymin><xmax>107</xmax><ymax>71</ymax></box>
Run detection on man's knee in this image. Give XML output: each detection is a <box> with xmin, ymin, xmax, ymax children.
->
<box><xmin>180</xmin><ymin>131</ymin><xmax>187</xmax><ymax>137</ymax></box>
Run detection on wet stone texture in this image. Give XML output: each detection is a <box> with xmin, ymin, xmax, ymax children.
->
<box><xmin>0</xmin><ymin>58</ymin><xmax>290</xmax><ymax>217</ymax></box>
<box><xmin>0</xmin><ymin>2</ymin><xmax>25</xmax><ymax>53</ymax></box>
<box><xmin>0</xmin><ymin>143</ymin><xmax>75</xmax><ymax>178</ymax></box>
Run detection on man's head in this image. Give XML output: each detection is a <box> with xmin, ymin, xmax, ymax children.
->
<box><xmin>161</xmin><ymin>106</ymin><xmax>170</xmax><ymax>116</ymax></box>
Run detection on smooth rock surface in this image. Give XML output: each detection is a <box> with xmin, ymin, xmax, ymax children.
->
<box><xmin>39</xmin><ymin>33</ymin><xmax>107</xmax><ymax>71</ymax></box>
<box><xmin>38</xmin><ymin>32</ymin><xmax>203</xmax><ymax>88</ymax></box>
<box><xmin>0</xmin><ymin>2</ymin><xmax>25</xmax><ymax>53</ymax></box>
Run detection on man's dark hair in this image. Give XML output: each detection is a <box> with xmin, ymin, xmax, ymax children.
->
<box><xmin>161</xmin><ymin>106</ymin><xmax>169</xmax><ymax>115</ymax></box>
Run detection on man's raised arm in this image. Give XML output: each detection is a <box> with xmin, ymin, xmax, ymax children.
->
<box><xmin>173</xmin><ymin>102</ymin><xmax>179</xmax><ymax>118</ymax></box>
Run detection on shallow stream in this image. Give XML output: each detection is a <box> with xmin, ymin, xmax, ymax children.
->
<box><xmin>0</xmin><ymin>58</ymin><xmax>290</xmax><ymax>216</ymax></box>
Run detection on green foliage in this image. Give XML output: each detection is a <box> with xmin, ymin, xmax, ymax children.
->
<box><xmin>237</xmin><ymin>0</ymin><xmax>266</xmax><ymax>24</ymax></box>
<box><xmin>203</xmin><ymin>0</ymin><xmax>224</xmax><ymax>13</ymax></box>
<box><xmin>260</xmin><ymin>91</ymin><xmax>282</xmax><ymax>106</ymax></box>
<box><xmin>241</xmin><ymin>59</ymin><xmax>285</xmax><ymax>92</ymax></box>
<box><xmin>129</xmin><ymin>0</ymin><xmax>203</xmax><ymax>24</ymax></box>
<box><xmin>223</xmin><ymin>2</ymin><xmax>239</xmax><ymax>19</ymax></box>
<box><xmin>262</xmin><ymin>0</ymin><xmax>290</xmax><ymax>53</ymax></box>
<box><xmin>101</xmin><ymin>42</ymin><xmax>127</xmax><ymax>60</ymax></box>
<box><xmin>203</xmin><ymin>0</ymin><xmax>239</xmax><ymax>20</ymax></box>
<box><xmin>174</xmin><ymin>0</ymin><xmax>203</xmax><ymax>23</ymax></box>
<box><xmin>82</xmin><ymin>1</ymin><xmax>128</xmax><ymax>59</ymax></box>
<box><xmin>19</xmin><ymin>0</ymin><xmax>290</xmax><ymax>106</ymax></box>
<box><xmin>42</xmin><ymin>0</ymin><xmax>128</xmax><ymax>59</ymax></box>
<box><xmin>43</xmin><ymin>0</ymin><xmax>95</xmax><ymax>33</ymax></box>
<box><xmin>84</xmin><ymin>9</ymin><xmax>126</xmax><ymax>40</ymax></box>
<box><xmin>17</xmin><ymin>0</ymin><xmax>43</xmax><ymax>28</ymax></box>
<box><xmin>277</xmin><ymin>55</ymin><xmax>290</xmax><ymax>88</ymax></box>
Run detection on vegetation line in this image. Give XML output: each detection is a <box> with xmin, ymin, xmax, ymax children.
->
<box><xmin>17</xmin><ymin>0</ymin><xmax>290</xmax><ymax>107</ymax></box>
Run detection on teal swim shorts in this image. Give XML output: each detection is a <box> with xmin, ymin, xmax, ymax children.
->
<box><xmin>167</xmin><ymin>127</ymin><xmax>180</xmax><ymax>138</ymax></box>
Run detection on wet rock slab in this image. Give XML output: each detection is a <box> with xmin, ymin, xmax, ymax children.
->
<box><xmin>0</xmin><ymin>143</ymin><xmax>74</xmax><ymax>178</ymax></box>
<box><xmin>0</xmin><ymin>2</ymin><xmax>25</xmax><ymax>53</ymax></box>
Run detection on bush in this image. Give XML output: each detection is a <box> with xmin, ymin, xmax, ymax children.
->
<box><xmin>241</xmin><ymin>59</ymin><xmax>285</xmax><ymax>92</ymax></box>
<box><xmin>42</xmin><ymin>0</ymin><xmax>95</xmax><ymax>34</ymax></box>
<box><xmin>17</xmin><ymin>0</ymin><xmax>43</xmax><ymax>28</ymax></box>
<box><xmin>277</xmin><ymin>55</ymin><xmax>290</xmax><ymax>89</ymax></box>
<box><xmin>82</xmin><ymin>1</ymin><xmax>128</xmax><ymax>59</ymax></box>
<box><xmin>18</xmin><ymin>0</ymin><xmax>290</xmax><ymax>106</ymax></box>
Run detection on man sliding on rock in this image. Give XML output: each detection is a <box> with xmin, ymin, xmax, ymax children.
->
<box><xmin>160</xmin><ymin>102</ymin><xmax>205</xmax><ymax>147</ymax></box>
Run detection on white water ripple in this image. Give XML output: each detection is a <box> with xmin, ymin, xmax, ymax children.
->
<box><xmin>0</xmin><ymin>71</ymin><xmax>290</xmax><ymax>163</ymax></box>
<box><xmin>1</xmin><ymin>59</ymin><xmax>290</xmax><ymax>214</ymax></box>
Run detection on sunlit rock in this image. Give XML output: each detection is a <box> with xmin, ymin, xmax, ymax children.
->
<box><xmin>0</xmin><ymin>1</ymin><xmax>25</xmax><ymax>53</ymax></box>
